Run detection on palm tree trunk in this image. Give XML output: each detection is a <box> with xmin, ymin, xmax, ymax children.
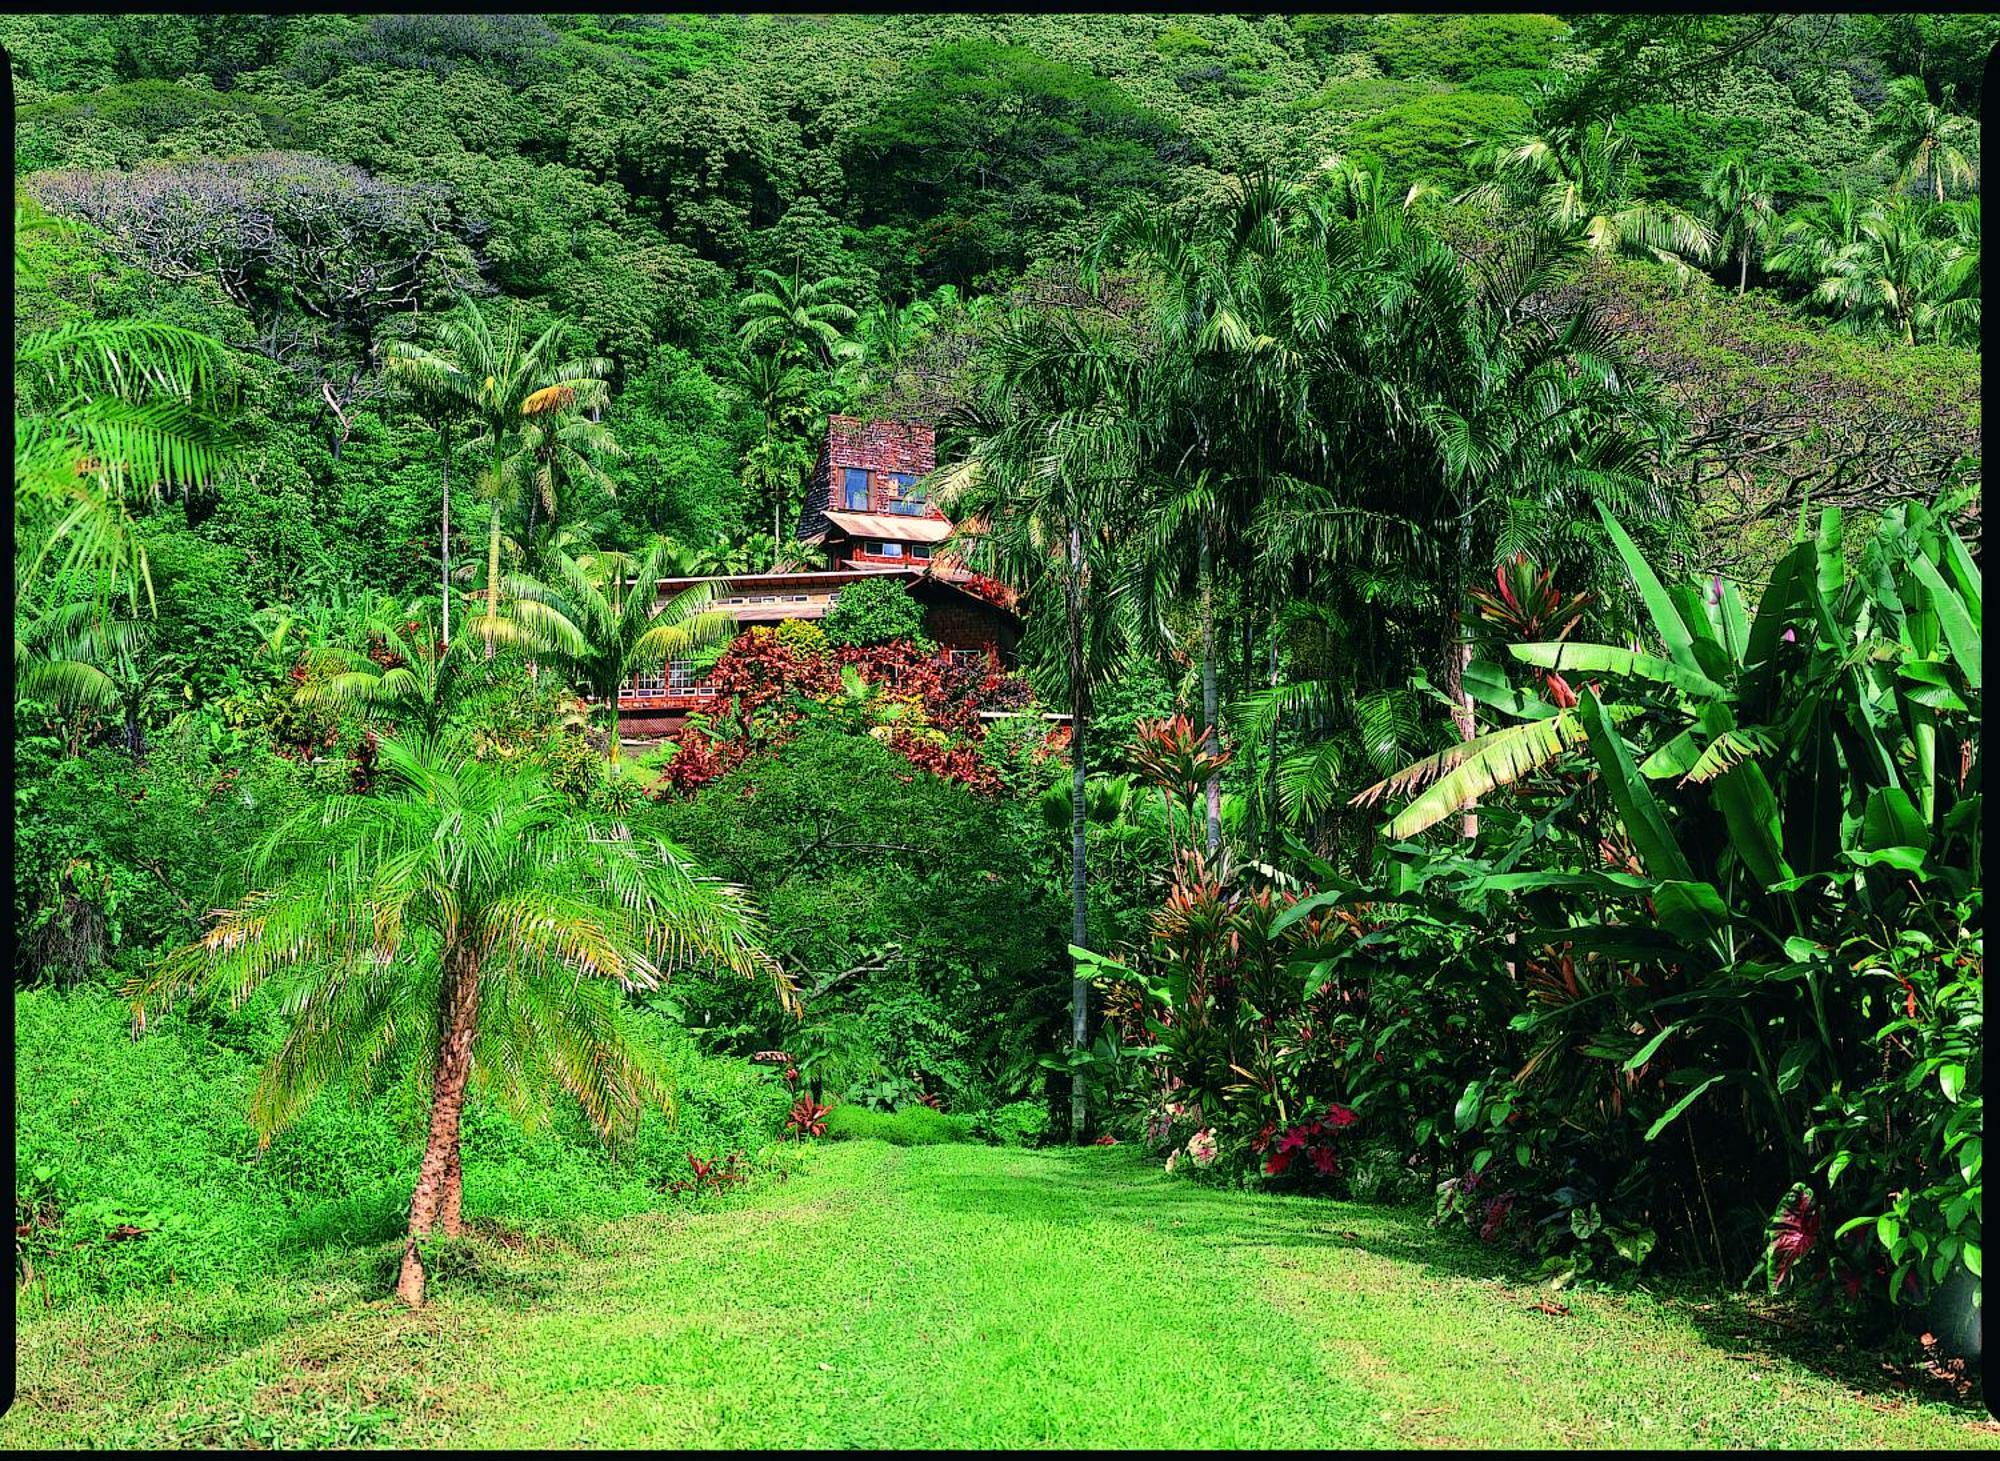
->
<box><xmin>608</xmin><ymin>695</ymin><xmax>622</xmax><ymax>765</ymax></box>
<box><xmin>440</xmin><ymin>1146</ymin><xmax>464</xmax><ymax>1238</ymax></box>
<box><xmin>440</xmin><ymin>429</ymin><xmax>452</xmax><ymax>648</ymax></box>
<box><xmin>1450</xmin><ymin>500</ymin><xmax>1478</xmax><ymax>840</ymax></box>
<box><xmin>1067</xmin><ymin>524</ymin><xmax>1089</xmax><ymax>1145</ymax></box>
<box><xmin>397</xmin><ymin>945</ymin><xmax>483</xmax><ymax>1306</ymax></box>
<box><xmin>484</xmin><ymin>491</ymin><xmax>503</xmax><ymax>661</ymax></box>
<box><xmin>1738</xmin><ymin>249</ymin><xmax>1748</xmax><ymax>295</ymax></box>
<box><xmin>1199</xmin><ymin>521</ymin><xmax>1221</xmax><ymax>855</ymax></box>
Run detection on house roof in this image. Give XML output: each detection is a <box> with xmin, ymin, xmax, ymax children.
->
<box><xmin>823</xmin><ymin>511</ymin><xmax>954</xmax><ymax>544</ymax></box>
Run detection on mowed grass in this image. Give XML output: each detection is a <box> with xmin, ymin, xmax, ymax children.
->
<box><xmin>3</xmin><ymin>1142</ymin><xmax>1992</xmax><ymax>1448</ymax></box>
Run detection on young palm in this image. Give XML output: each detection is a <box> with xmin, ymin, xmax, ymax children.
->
<box><xmin>16</xmin><ymin>597</ymin><xmax>182</xmax><ymax>760</ymax></box>
<box><xmin>137</xmin><ymin>736</ymin><xmax>793</xmax><ymax>1306</ymax></box>
<box><xmin>1872</xmin><ymin>76</ymin><xmax>1978</xmax><ymax>204</ymax></box>
<box><xmin>1702</xmin><ymin>155</ymin><xmax>1779</xmax><ymax>294</ymax></box>
<box><xmin>934</xmin><ymin>307</ymin><xmax>1147</xmax><ymax>1140</ymax></box>
<box><xmin>292</xmin><ymin>599</ymin><xmax>548</xmax><ymax>750</ymax></box>
<box><xmin>1813</xmin><ymin>201</ymin><xmax>1974</xmax><ymax>346</ymax></box>
<box><xmin>507</xmin><ymin>539</ymin><xmax>736</xmax><ymax>763</ymax></box>
<box><xmin>1767</xmin><ymin>185</ymin><xmax>1870</xmax><ymax>288</ymax></box>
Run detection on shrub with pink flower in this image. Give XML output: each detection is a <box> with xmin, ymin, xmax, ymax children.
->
<box><xmin>1185</xmin><ymin>1129</ymin><xmax>1219</xmax><ymax>1166</ymax></box>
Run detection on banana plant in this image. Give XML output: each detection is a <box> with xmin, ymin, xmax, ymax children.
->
<box><xmin>1360</xmin><ymin>499</ymin><xmax>1980</xmax><ymax>1165</ymax></box>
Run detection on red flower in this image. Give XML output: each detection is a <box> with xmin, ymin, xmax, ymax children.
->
<box><xmin>1323</xmin><ymin>1103</ymin><xmax>1358</xmax><ymax>1129</ymax></box>
<box><xmin>1308</xmin><ymin>1145</ymin><xmax>1338</xmax><ymax>1176</ymax></box>
<box><xmin>1276</xmin><ymin>1127</ymin><xmax>1309</xmax><ymax>1155</ymax></box>
<box><xmin>1250</xmin><ymin>1121</ymin><xmax>1277</xmax><ymax>1154</ymax></box>
<box><xmin>1768</xmin><ymin>1185</ymin><xmax>1821</xmax><ymax>1287</ymax></box>
<box><xmin>1264</xmin><ymin>1149</ymin><xmax>1294</xmax><ymax>1176</ymax></box>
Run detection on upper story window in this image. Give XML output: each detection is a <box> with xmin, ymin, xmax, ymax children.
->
<box><xmin>884</xmin><ymin>471</ymin><xmax>925</xmax><ymax>516</ymax></box>
<box><xmin>867</xmin><ymin>540</ymin><xmax>905</xmax><ymax>558</ymax></box>
<box><xmin>909</xmin><ymin>542</ymin><xmax>932</xmax><ymax>561</ymax></box>
<box><xmin>842</xmin><ymin>467</ymin><xmax>870</xmax><ymax>511</ymax></box>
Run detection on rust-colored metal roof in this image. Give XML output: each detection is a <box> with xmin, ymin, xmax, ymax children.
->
<box><xmin>824</xmin><ymin>511</ymin><xmax>954</xmax><ymax>543</ymax></box>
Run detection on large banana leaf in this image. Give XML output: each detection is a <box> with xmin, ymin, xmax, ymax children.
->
<box><xmin>1908</xmin><ymin>554</ymin><xmax>1981</xmax><ymax>692</ymax></box>
<box><xmin>1509</xmin><ymin>641</ymin><xmax>1726</xmax><ymax>697</ymax></box>
<box><xmin>1364</xmin><ymin>712</ymin><xmax>1587</xmax><ymax>840</ymax></box>
<box><xmin>1597</xmin><ymin>503</ymin><xmax>1698</xmax><ymax>672</ymax></box>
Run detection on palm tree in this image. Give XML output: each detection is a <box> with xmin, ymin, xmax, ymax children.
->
<box><xmin>384</xmin><ymin>304</ymin><xmax>480</xmax><ymax>647</ymax></box>
<box><xmin>1812</xmin><ymin>200</ymin><xmax>1979</xmax><ymax>346</ymax></box>
<box><xmin>934</xmin><ymin>307</ymin><xmax>1146</xmax><ymax>1141</ymax></box>
<box><xmin>735</xmin><ymin>267</ymin><xmax>860</xmax><ymax>372</ymax></box>
<box><xmin>1463</xmin><ymin>117</ymin><xmax>1718</xmax><ymax>280</ymax></box>
<box><xmin>137</xmin><ymin>737</ymin><xmax>793</xmax><ymax>1306</ymax></box>
<box><xmin>413</xmin><ymin>307</ymin><xmax>613</xmax><ymax>645</ymax></box>
<box><xmin>1702</xmin><ymin>156</ymin><xmax>1779</xmax><ymax>294</ymax></box>
<box><xmin>1872</xmin><ymin>76</ymin><xmax>1978</xmax><ymax>204</ymax></box>
<box><xmin>507</xmin><ymin>540</ymin><xmax>736</xmax><ymax>763</ymax></box>
<box><xmin>1088</xmin><ymin>168</ymin><xmax>1335</xmax><ymax>852</ymax></box>
<box><xmin>16</xmin><ymin>598</ymin><xmax>182</xmax><ymax>760</ymax></box>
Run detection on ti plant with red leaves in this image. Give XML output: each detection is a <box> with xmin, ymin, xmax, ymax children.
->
<box><xmin>1467</xmin><ymin>552</ymin><xmax>1594</xmax><ymax>708</ymax></box>
<box><xmin>1129</xmin><ymin>714</ymin><xmax>1233</xmax><ymax>854</ymax></box>
<box><xmin>785</xmin><ymin>1096</ymin><xmax>831</xmax><ymax>1140</ymax></box>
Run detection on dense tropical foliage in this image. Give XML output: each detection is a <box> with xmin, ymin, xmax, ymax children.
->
<box><xmin>8</xmin><ymin>12</ymin><xmax>1983</xmax><ymax>1424</ymax></box>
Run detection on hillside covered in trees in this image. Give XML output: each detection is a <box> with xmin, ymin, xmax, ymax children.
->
<box><xmin>7</xmin><ymin>12</ymin><xmax>1988</xmax><ymax>1447</ymax></box>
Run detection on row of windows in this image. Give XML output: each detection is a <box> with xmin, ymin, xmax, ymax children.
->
<box><xmin>858</xmin><ymin>540</ymin><xmax>931</xmax><ymax>560</ymax></box>
<box><xmin>842</xmin><ymin>467</ymin><xmax>927</xmax><ymax>515</ymax></box>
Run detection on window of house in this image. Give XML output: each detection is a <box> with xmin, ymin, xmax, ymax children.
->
<box><xmin>885</xmin><ymin>471</ymin><xmax>925</xmax><ymax>515</ymax></box>
<box><xmin>843</xmin><ymin>467</ymin><xmax>870</xmax><ymax>510</ymax></box>
<box><xmin>631</xmin><ymin>666</ymin><xmax>666</xmax><ymax>697</ymax></box>
<box><xmin>909</xmin><ymin>542</ymin><xmax>931</xmax><ymax>560</ymax></box>
<box><xmin>667</xmin><ymin>660</ymin><xmax>697</xmax><ymax>693</ymax></box>
<box><xmin>868</xmin><ymin>540</ymin><xmax>904</xmax><ymax>558</ymax></box>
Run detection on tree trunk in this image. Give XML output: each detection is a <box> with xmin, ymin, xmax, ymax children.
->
<box><xmin>1067</xmin><ymin>523</ymin><xmax>1089</xmax><ymax>1144</ymax></box>
<box><xmin>396</xmin><ymin>945</ymin><xmax>483</xmax><ymax>1306</ymax></box>
<box><xmin>484</xmin><ymin>479</ymin><xmax>503</xmax><ymax>660</ymax></box>
<box><xmin>439</xmin><ymin>1145</ymin><xmax>465</xmax><ymax>1238</ymax></box>
<box><xmin>1738</xmin><ymin>249</ymin><xmax>1748</xmax><ymax>295</ymax></box>
<box><xmin>1450</xmin><ymin>500</ymin><xmax>1478</xmax><ymax>840</ymax></box>
<box><xmin>440</xmin><ymin>430</ymin><xmax>452</xmax><ymax>648</ymax></box>
<box><xmin>1199</xmin><ymin>521</ymin><xmax>1221</xmax><ymax>855</ymax></box>
<box><xmin>608</xmin><ymin>697</ymin><xmax>622</xmax><ymax>765</ymax></box>
<box><xmin>124</xmin><ymin>703</ymin><xmax>145</xmax><ymax>764</ymax></box>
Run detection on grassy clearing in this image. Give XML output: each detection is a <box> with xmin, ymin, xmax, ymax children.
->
<box><xmin>2</xmin><ymin>1142</ymin><xmax>1991</xmax><ymax>1448</ymax></box>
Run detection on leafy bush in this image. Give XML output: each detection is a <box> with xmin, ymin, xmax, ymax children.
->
<box><xmin>822</xmin><ymin>1102</ymin><xmax>977</xmax><ymax>1146</ymax></box>
<box><xmin>822</xmin><ymin>573</ymin><xmax>934</xmax><ymax>650</ymax></box>
<box><xmin>976</xmin><ymin>1099</ymin><xmax>1052</xmax><ymax>1147</ymax></box>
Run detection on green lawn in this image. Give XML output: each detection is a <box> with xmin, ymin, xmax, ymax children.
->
<box><xmin>3</xmin><ymin>1141</ymin><xmax>1991</xmax><ymax>1448</ymax></box>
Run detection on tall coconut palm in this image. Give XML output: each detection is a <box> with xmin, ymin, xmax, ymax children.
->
<box><xmin>1463</xmin><ymin>118</ymin><xmax>1718</xmax><ymax>281</ymax></box>
<box><xmin>384</xmin><ymin>304</ymin><xmax>480</xmax><ymax>647</ymax></box>
<box><xmin>1702</xmin><ymin>155</ymin><xmax>1779</xmax><ymax>294</ymax></box>
<box><xmin>1872</xmin><ymin>76</ymin><xmax>1978</xmax><ymax>204</ymax></box>
<box><xmin>137</xmin><ymin>737</ymin><xmax>793</xmax><ymax>1306</ymax></box>
<box><xmin>735</xmin><ymin>266</ymin><xmax>861</xmax><ymax>372</ymax></box>
<box><xmin>412</xmin><ymin>307</ymin><xmax>613</xmax><ymax>646</ymax></box>
<box><xmin>506</xmin><ymin>539</ymin><xmax>736</xmax><ymax>763</ymax></box>
<box><xmin>934</xmin><ymin>307</ymin><xmax>1146</xmax><ymax>1141</ymax></box>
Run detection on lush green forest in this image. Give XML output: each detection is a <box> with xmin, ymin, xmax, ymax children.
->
<box><xmin>7</xmin><ymin>12</ymin><xmax>1987</xmax><ymax>1441</ymax></box>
